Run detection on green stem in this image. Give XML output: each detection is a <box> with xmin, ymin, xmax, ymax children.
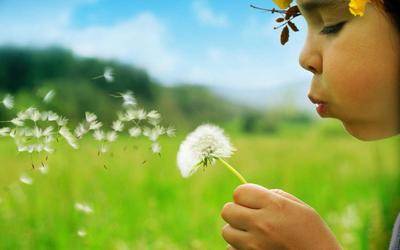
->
<box><xmin>217</xmin><ymin>157</ymin><xmax>247</xmax><ymax>184</ymax></box>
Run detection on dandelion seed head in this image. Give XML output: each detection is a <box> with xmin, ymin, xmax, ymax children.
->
<box><xmin>2</xmin><ymin>94</ymin><xmax>14</xmax><ymax>109</ymax></box>
<box><xmin>177</xmin><ymin>124</ymin><xmax>235</xmax><ymax>177</ymax></box>
<box><xmin>20</xmin><ymin>174</ymin><xmax>33</xmax><ymax>185</ymax></box>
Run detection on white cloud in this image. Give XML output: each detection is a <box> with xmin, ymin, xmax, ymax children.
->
<box><xmin>0</xmin><ymin>0</ymin><xmax>310</xmax><ymax>91</ymax></box>
<box><xmin>192</xmin><ymin>0</ymin><xmax>229</xmax><ymax>28</ymax></box>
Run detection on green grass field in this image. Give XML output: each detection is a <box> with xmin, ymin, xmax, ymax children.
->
<box><xmin>0</xmin><ymin>122</ymin><xmax>399</xmax><ymax>249</ymax></box>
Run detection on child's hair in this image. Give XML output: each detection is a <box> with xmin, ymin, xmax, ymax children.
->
<box><xmin>383</xmin><ymin>0</ymin><xmax>400</xmax><ymax>30</ymax></box>
<box><xmin>260</xmin><ymin>0</ymin><xmax>400</xmax><ymax>45</ymax></box>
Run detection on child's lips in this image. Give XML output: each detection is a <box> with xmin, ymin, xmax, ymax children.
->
<box><xmin>308</xmin><ymin>95</ymin><xmax>329</xmax><ymax>117</ymax></box>
<box><xmin>315</xmin><ymin>103</ymin><xmax>328</xmax><ymax>116</ymax></box>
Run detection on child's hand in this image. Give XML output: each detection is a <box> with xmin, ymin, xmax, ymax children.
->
<box><xmin>220</xmin><ymin>184</ymin><xmax>342</xmax><ymax>250</ymax></box>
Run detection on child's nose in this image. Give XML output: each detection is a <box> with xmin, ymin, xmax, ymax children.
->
<box><xmin>298</xmin><ymin>39</ymin><xmax>322</xmax><ymax>75</ymax></box>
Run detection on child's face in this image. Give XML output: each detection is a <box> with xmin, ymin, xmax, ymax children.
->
<box><xmin>297</xmin><ymin>0</ymin><xmax>400</xmax><ymax>140</ymax></box>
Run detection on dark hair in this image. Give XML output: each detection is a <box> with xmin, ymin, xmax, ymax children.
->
<box><xmin>382</xmin><ymin>0</ymin><xmax>400</xmax><ymax>31</ymax></box>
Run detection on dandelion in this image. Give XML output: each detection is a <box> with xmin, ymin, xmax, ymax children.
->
<box><xmin>93</xmin><ymin>67</ymin><xmax>114</xmax><ymax>82</ymax></box>
<box><xmin>0</xmin><ymin>127</ymin><xmax>10</xmax><ymax>137</ymax></box>
<box><xmin>75</xmin><ymin>202</ymin><xmax>93</xmax><ymax>214</ymax></box>
<box><xmin>177</xmin><ymin>124</ymin><xmax>246</xmax><ymax>183</ymax></box>
<box><xmin>20</xmin><ymin>174</ymin><xmax>33</xmax><ymax>185</ymax></box>
<box><xmin>43</xmin><ymin>90</ymin><xmax>55</xmax><ymax>103</ymax></box>
<box><xmin>2</xmin><ymin>94</ymin><xmax>14</xmax><ymax>109</ymax></box>
<box><xmin>77</xmin><ymin>229</ymin><xmax>87</xmax><ymax>237</ymax></box>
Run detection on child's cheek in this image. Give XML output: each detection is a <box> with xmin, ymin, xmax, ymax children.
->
<box><xmin>323</xmin><ymin>33</ymin><xmax>392</xmax><ymax>122</ymax></box>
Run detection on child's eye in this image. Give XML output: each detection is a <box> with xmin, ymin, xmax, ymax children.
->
<box><xmin>320</xmin><ymin>21</ymin><xmax>347</xmax><ymax>35</ymax></box>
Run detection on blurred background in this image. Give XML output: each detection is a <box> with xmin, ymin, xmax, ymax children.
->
<box><xmin>0</xmin><ymin>0</ymin><xmax>399</xmax><ymax>249</ymax></box>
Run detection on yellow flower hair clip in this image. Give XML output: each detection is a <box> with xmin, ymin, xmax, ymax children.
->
<box><xmin>251</xmin><ymin>0</ymin><xmax>371</xmax><ymax>45</ymax></box>
<box><xmin>273</xmin><ymin>0</ymin><xmax>370</xmax><ymax>16</ymax></box>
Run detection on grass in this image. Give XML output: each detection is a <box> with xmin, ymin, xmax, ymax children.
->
<box><xmin>0</xmin><ymin>122</ymin><xmax>398</xmax><ymax>249</ymax></box>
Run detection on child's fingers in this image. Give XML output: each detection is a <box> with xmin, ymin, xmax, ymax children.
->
<box><xmin>233</xmin><ymin>183</ymin><xmax>277</xmax><ymax>209</ymax></box>
<box><xmin>221</xmin><ymin>202</ymin><xmax>254</xmax><ymax>230</ymax></box>
<box><xmin>270</xmin><ymin>189</ymin><xmax>305</xmax><ymax>205</ymax></box>
<box><xmin>221</xmin><ymin>224</ymin><xmax>250</xmax><ymax>250</ymax></box>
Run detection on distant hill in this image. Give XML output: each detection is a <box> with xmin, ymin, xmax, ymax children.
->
<box><xmin>0</xmin><ymin>46</ymin><xmax>247</xmax><ymax>131</ymax></box>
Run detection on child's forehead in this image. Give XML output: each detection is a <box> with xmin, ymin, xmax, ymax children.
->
<box><xmin>296</xmin><ymin>0</ymin><xmax>346</xmax><ymax>12</ymax></box>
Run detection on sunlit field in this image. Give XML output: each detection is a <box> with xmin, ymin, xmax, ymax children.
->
<box><xmin>0</xmin><ymin>122</ymin><xmax>398</xmax><ymax>250</ymax></box>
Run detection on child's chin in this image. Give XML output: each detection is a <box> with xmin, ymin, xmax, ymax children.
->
<box><xmin>341</xmin><ymin>121</ymin><xmax>398</xmax><ymax>141</ymax></box>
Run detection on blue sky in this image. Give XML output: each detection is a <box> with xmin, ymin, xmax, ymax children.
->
<box><xmin>0</xmin><ymin>0</ymin><xmax>311</xmax><ymax>91</ymax></box>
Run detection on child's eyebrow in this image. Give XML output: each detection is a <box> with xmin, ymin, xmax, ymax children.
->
<box><xmin>299</xmin><ymin>0</ymin><xmax>342</xmax><ymax>12</ymax></box>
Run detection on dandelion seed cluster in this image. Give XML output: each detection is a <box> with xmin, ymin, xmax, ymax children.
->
<box><xmin>177</xmin><ymin>124</ymin><xmax>235</xmax><ymax>177</ymax></box>
<box><xmin>0</xmin><ymin>88</ymin><xmax>175</xmax><ymax>159</ymax></box>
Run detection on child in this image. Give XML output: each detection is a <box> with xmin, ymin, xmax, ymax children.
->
<box><xmin>220</xmin><ymin>0</ymin><xmax>399</xmax><ymax>249</ymax></box>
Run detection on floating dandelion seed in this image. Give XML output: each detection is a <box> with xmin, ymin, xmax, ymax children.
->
<box><xmin>93</xmin><ymin>130</ymin><xmax>105</xmax><ymax>141</ymax></box>
<box><xmin>112</xmin><ymin>91</ymin><xmax>137</xmax><ymax>107</ymax></box>
<box><xmin>2</xmin><ymin>94</ymin><xmax>14</xmax><ymax>109</ymax></box>
<box><xmin>39</xmin><ymin>164</ymin><xmax>49</xmax><ymax>174</ymax></box>
<box><xmin>20</xmin><ymin>174</ymin><xmax>33</xmax><ymax>185</ymax></box>
<box><xmin>77</xmin><ymin>229</ymin><xmax>87</xmax><ymax>237</ymax></box>
<box><xmin>75</xmin><ymin>202</ymin><xmax>93</xmax><ymax>214</ymax></box>
<box><xmin>177</xmin><ymin>124</ymin><xmax>247</xmax><ymax>183</ymax></box>
<box><xmin>112</xmin><ymin>120</ymin><xmax>124</xmax><ymax>132</ymax></box>
<box><xmin>85</xmin><ymin>112</ymin><xmax>97</xmax><ymax>123</ymax></box>
<box><xmin>0</xmin><ymin>127</ymin><xmax>10</xmax><ymax>137</ymax></box>
<box><xmin>43</xmin><ymin>90</ymin><xmax>55</xmax><ymax>103</ymax></box>
<box><xmin>128</xmin><ymin>127</ymin><xmax>141</xmax><ymax>137</ymax></box>
<box><xmin>166</xmin><ymin>126</ymin><xmax>176</xmax><ymax>137</ymax></box>
<box><xmin>93</xmin><ymin>67</ymin><xmax>114</xmax><ymax>82</ymax></box>
<box><xmin>151</xmin><ymin>142</ymin><xmax>161</xmax><ymax>154</ymax></box>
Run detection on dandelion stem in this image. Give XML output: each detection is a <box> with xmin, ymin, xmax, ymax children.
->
<box><xmin>217</xmin><ymin>157</ymin><xmax>247</xmax><ymax>184</ymax></box>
